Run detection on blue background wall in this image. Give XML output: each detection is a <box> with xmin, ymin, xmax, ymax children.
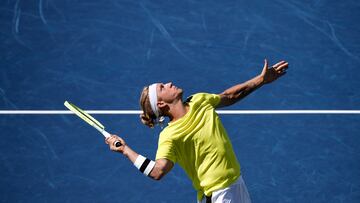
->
<box><xmin>1</xmin><ymin>0</ymin><xmax>359</xmax><ymax>202</ymax></box>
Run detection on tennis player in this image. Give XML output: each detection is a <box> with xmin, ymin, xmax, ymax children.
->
<box><xmin>106</xmin><ymin>59</ymin><xmax>288</xmax><ymax>203</ymax></box>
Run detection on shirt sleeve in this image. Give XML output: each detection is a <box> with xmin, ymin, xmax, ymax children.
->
<box><xmin>155</xmin><ymin>134</ymin><xmax>177</xmax><ymax>163</ymax></box>
<box><xmin>202</xmin><ymin>93</ymin><xmax>221</xmax><ymax>107</ymax></box>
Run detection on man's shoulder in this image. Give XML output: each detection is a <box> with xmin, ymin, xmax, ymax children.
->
<box><xmin>159</xmin><ymin>125</ymin><xmax>173</xmax><ymax>138</ymax></box>
<box><xmin>188</xmin><ymin>93</ymin><xmax>221</xmax><ymax>107</ymax></box>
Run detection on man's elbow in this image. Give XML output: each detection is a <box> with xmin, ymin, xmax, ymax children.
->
<box><xmin>153</xmin><ymin>175</ymin><xmax>163</xmax><ymax>181</ymax></box>
<box><xmin>150</xmin><ymin>168</ymin><xmax>166</xmax><ymax>181</ymax></box>
<box><xmin>218</xmin><ymin>93</ymin><xmax>237</xmax><ymax>108</ymax></box>
<box><xmin>150</xmin><ymin>158</ymin><xmax>173</xmax><ymax>181</ymax></box>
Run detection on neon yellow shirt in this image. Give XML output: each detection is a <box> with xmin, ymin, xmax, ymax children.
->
<box><xmin>155</xmin><ymin>93</ymin><xmax>241</xmax><ymax>200</ymax></box>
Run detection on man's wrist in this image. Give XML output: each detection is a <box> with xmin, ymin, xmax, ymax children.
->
<box><xmin>257</xmin><ymin>75</ymin><xmax>265</xmax><ymax>86</ymax></box>
<box><xmin>122</xmin><ymin>145</ymin><xmax>130</xmax><ymax>157</ymax></box>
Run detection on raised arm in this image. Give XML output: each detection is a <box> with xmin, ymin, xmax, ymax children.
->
<box><xmin>105</xmin><ymin>135</ymin><xmax>174</xmax><ymax>181</ymax></box>
<box><xmin>217</xmin><ymin>59</ymin><xmax>288</xmax><ymax>108</ymax></box>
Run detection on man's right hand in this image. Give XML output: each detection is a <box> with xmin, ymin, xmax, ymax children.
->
<box><xmin>105</xmin><ymin>135</ymin><xmax>126</xmax><ymax>153</ymax></box>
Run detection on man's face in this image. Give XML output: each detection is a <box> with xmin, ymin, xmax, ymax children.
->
<box><xmin>156</xmin><ymin>82</ymin><xmax>183</xmax><ymax>104</ymax></box>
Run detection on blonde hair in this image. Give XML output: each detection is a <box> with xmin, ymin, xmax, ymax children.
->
<box><xmin>139</xmin><ymin>86</ymin><xmax>157</xmax><ymax>128</ymax></box>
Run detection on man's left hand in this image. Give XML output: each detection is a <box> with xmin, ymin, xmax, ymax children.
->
<box><xmin>260</xmin><ymin>59</ymin><xmax>289</xmax><ymax>84</ymax></box>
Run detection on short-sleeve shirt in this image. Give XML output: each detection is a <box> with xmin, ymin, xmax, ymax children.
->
<box><xmin>155</xmin><ymin>93</ymin><xmax>241</xmax><ymax>200</ymax></box>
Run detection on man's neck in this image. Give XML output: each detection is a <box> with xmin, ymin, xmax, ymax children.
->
<box><xmin>168</xmin><ymin>100</ymin><xmax>189</xmax><ymax>122</ymax></box>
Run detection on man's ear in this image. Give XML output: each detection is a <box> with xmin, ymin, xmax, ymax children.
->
<box><xmin>157</xmin><ymin>101</ymin><xmax>166</xmax><ymax>109</ymax></box>
<box><xmin>157</xmin><ymin>101</ymin><xmax>169</xmax><ymax>114</ymax></box>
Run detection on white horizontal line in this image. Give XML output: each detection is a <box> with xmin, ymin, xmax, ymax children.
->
<box><xmin>0</xmin><ymin>110</ymin><xmax>360</xmax><ymax>114</ymax></box>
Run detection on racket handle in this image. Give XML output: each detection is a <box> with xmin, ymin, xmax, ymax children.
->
<box><xmin>102</xmin><ymin>130</ymin><xmax>111</xmax><ymax>138</ymax></box>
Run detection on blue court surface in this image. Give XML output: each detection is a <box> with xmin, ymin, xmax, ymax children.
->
<box><xmin>1</xmin><ymin>0</ymin><xmax>360</xmax><ymax>202</ymax></box>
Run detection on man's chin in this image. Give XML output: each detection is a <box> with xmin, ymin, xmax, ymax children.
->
<box><xmin>178</xmin><ymin>89</ymin><xmax>184</xmax><ymax>98</ymax></box>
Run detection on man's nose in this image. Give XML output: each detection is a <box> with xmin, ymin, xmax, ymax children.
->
<box><xmin>166</xmin><ymin>82</ymin><xmax>173</xmax><ymax>87</ymax></box>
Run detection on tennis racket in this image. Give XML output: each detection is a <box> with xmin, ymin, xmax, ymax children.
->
<box><xmin>64</xmin><ymin>101</ymin><xmax>121</xmax><ymax>147</ymax></box>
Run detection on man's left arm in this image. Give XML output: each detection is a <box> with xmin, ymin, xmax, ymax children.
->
<box><xmin>217</xmin><ymin>59</ymin><xmax>288</xmax><ymax>108</ymax></box>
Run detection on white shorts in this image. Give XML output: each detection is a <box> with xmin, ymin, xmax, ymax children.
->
<box><xmin>198</xmin><ymin>176</ymin><xmax>251</xmax><ymax>203</ymax></box>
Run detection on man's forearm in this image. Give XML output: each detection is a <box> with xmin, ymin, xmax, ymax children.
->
<box><xmin>122</xmin><ymin>145</ymin><xmax>139</xmax><ymax>163</ymax></box>
<box><xmin>220</xmin><ymin>74</ymin><xmax>264</xmax><ymax>106</ymax></box>
<box><xmin>122</xmin><ymin>145</ymin><xmax>172</xmax><ymax>180</ymax></box>
<box><xmin>106</xmin><ymin>135</ymin><xmax>171</xmax><ymax>180</ymax></box>
<box><xmin>122</xmin><ymin>145</ymin><xmax>158</xmax><ymax>179</ymax></box>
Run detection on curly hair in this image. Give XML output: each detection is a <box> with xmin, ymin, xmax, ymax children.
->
<box><xmin>139</xmin><ymin>86</ymin><xmax>157</xmax><ymax>128</ymax></box>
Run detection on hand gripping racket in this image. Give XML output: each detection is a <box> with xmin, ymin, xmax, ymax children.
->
<box><xmin>64</xmin><ymin>101</ymin><xmax>121</xmax><ymax>147</ymax></box>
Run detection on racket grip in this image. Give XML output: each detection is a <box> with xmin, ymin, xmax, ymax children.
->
<box><xmin>102</xmin><ymin>130</ymin><xmax>111</xmax><ymax>138</ymax></box>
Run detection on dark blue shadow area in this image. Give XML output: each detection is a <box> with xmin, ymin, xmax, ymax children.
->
<box><xmin>1</xmin><ymin>0</ymin><xmax>360</xmax><ymax>202</ymax></box>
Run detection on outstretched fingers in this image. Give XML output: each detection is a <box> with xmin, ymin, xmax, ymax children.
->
<box><xmin>274</xmin><ymin>61</ymin><xmax>289</xmax><ymax>73</ymax></box>
<box><xmin>273</xmin><ymin>60</ymin><xmax>286</xmax><ymax>67</ymax></box>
